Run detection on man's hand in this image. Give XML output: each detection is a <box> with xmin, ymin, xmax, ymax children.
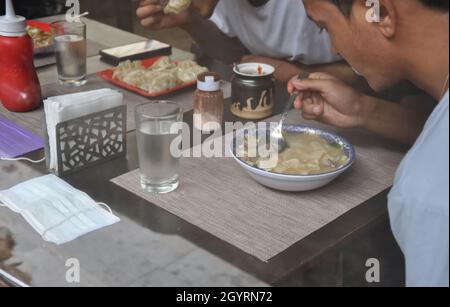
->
<box><xmin>137</xmin><ymin>0</ymin><xmax>218</xmax><ymax>30</ymax></box>
<box><xmin>288</xmin><ymin>72</ymin><xmax>373</xmax><ymax>128</ymax></box>
<box><xmin>288</xmin><ymin>72</ymin><xmax>430</xmax><ymax>145</ymax></box>
<box><xmin>137</xmin><ymin>0</ymin><xmax>190</xmax><ymax>30</ymax></box>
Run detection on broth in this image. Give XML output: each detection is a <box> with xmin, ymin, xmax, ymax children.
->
<box><xmin>238</xmin><ymin>132</ymin><xmax>350</xmax><ymax>175</ymax></box>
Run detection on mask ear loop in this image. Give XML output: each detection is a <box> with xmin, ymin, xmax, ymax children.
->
<box><xmin>0</xmin><ymin>157</ymin><xmax>46</xmax><ymax>164</ymax></box>
<box><xmin>97</xmin><ymin>202</ymin><xmax>113</xmax><ymax>215</ymax></box>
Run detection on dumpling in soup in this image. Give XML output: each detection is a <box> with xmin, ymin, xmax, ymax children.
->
<box><xmin>240</xmin><ymin>132</ymin><xmax>350</xmax><ymax>175</ymax></box>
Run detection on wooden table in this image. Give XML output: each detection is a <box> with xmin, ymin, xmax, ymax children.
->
<box><xmin>0</xmin><ymin>17</ymin><xmax>405</xmax><ymax>287</ymax></box>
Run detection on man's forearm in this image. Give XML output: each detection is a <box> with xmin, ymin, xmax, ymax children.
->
<box><xmin>183</xmin><ymin>4</ymin><xmax>249</xmax><ymax>64</ymax></box>
<box><xmin>359</xmin><ymin>95</ymin><xmax>431</xmax><ymax>146</ymax></box>
<box><xmin>181</xmin><ymin>0</ymin><xmax>218</xmax><ymax>37</ymax></box>
<box><xmin>190</xmin><ymin>0</ymin><xmax>219</xmax><ymax>18</ymax></box>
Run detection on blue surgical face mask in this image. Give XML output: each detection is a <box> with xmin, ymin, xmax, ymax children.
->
<box><xmin>0</xmin><ymin>175</ymin><xmax>120</xmax><ymax>245</ymax></box>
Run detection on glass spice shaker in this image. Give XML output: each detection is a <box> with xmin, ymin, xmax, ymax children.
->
<box><xmin>194</xmin><ymin>72</ymin><xmax>224</xmax><ymax>132</ymax></box>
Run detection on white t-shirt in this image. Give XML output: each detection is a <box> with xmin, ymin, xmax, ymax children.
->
<box><xmin>388</xmin><ymin>91</ymin><xmax>449</xmax><ymax>287</ymax></box>
<box><xmin>209</xmin><ymin>0</ymin><xmax>341</xmax><ymax>65</ymax></box>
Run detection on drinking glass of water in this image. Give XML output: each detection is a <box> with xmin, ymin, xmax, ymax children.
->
<box><xmin>136</xmin><ymin>101</ymin><xmax>184</xmax><ymax>194</ymax></box>
<box><xmin>52</xmin><ymin>21</ymin><xmax>87</xmax><ymax>86</ymax></box>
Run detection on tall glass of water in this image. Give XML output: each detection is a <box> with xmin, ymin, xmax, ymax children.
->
<box><xmin>52</xmin><ymin>21</ymin><xmax>87</xmax><ymax>86</ymax></box>
<box><xmin>136</xmin><ymin>102</ymin><xmax>184</xmax><ymax>194</ymax></box>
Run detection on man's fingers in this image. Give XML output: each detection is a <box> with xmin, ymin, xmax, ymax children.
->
<box><xmin>302</xmin><ymin>113</ymin><xmax>319</xmax><ymax>121</ymax></box>
<box><xmin>293</xmin><ymin>92</ymin><xmax>304</xmax><ymax>109</ymax></box>
<box><xmin>308</xmin><ymin>72</ymin><xmax>338</xmax><ymax>81</ymax></box>
<box><xmin>287</xmin><ymin>76</ymin><xmax>298</xmax><ymax>94</ymax></box>
<box><xmin>302</xmin><ymin>97</ymin><xmax>324</xmax><ymax>117</ymax></box>
<box><xmin>140</xmin><ymin>15</ymin><xmax>163</xmax><ymax>28</ymax></box>
<box><xmin>137</xmin><ymin>4</ymin><xmax>164</xmax><ymax>19</ymax></box>
<box><xmin>301</xmin><ymin>98</ymin><xmax>319</xmax><ymax>120</ymax></box>
<box><xmin>288</xmin><ymin>81</ymin><xmax>295</xmax><ymax>94</ymax></box>
<box><xmin>289</xmin><ymin>72</ymin><xmax>337</xmax><ymax>97</ymax></box>
<box><xmin>290</xmin><ymin>78</ymin><xmax>334</xmax><ymax>94</ymax></box>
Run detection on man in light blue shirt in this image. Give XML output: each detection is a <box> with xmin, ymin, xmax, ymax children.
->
<box><xmin>288</xmin><ymin>0</ymin><xmax>449</xmax><ymax>286</ymax></box>
<box><xmin>389</xmin><ymin>92</ymin><xmax>449</xmax><ymax>286</ymax></box>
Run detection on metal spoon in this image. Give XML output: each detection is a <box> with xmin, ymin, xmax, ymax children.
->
<box><xmin>265</xmin><ymin>72</ymin><xmax>309</xmax><ymax>153</ymax></box>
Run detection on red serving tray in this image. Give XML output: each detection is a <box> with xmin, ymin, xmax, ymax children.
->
<box><xmin>27</xmin><ymin>20</ymin><xmax>52</xmax><ymax>32</ymax></box>
<box><xmin>26</xmin><ymin>20</ymin><xmax>54</xmax><ymax>53</ymax></box>
<box><xmin>97</xmin><ymin>57</ymin><xmax>198</xmax><ymax>98</ymax></box>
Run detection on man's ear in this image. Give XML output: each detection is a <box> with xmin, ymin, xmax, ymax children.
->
<box><xmin>377</xmin><ymin>0</ymin><xmax>397</xmax><ymax>38</ymax></box>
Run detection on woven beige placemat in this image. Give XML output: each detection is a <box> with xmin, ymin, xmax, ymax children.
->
<box><xmin>0</xmin><ymin>76</ymin><xmax>231</xmax><ymax>137</ymax></box>
<box><xmin>111</xmin><ymin>118</ymin><xmax>406</xmax><ymax>261</ymax></box>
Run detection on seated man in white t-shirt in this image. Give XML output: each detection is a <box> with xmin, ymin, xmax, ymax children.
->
<box><xmin>288</xmin><ymin>0</ymin><xmax>449</xmax><ymax>286</ymax></box>
<box><xmin>136</xmin><ymin>0</ymin><xmax>359</xmax><ymax>84</ymax></box>
<box><xmin>209</xmin><ymin>0</ymin><xmax>352</xmax><ymax>82</ymax></box>
<box><xmin>210</xmin><ymin>0</ymin><xmax>338</xmax><ymax>64</ymax></box>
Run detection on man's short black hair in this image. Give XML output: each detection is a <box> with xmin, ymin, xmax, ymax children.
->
<box><xmin>420</xmin><ymin>0</ymin><xmax>449</xmax><ymax>11</ymax></box>
<box><xmin>332</xmin><ymin>0</ymin><xmax>449</xmax><ymax>17</ymax></box>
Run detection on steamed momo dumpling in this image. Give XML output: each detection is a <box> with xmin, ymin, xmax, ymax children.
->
<box><xmin>164</xmin><ymin>0</ymin><xmax>192</xmax><ymax>14</ymax></box>
<box><xmin>139</xmin><ymin>70</ymin><xmax>180</xmax><ymax>93</ymax></box>
<box><xmin>176</xmin><ymin>60</ymin><xmax>208</xmax><ymax>83</ymax></box>
<box><xmin>113</xmin><ymin>60</ymin><xmax>144</xmax><ymax>80</ymax></box>
<box><xmin>151</xmin><ymin>56</ymin><xmax>177</xmax><ymax>72</ymax></box>
<box><xmin>122</xmin><ymin>69</ymin><xmax>147</xmax><ymax>87</ymax></box>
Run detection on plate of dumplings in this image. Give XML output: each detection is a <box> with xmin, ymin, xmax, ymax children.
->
<box><xmin>98</xmin><ymin>56</ymin><xmax>208</xmax><ymax>97</ymax></box>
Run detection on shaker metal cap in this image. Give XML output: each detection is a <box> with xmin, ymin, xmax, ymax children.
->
<box><xmin>197</xmin><ymin>72</ymin><xmax>221</xmax><ymax>92</ymax></box>
<box><xmin>0</xmin><ymin>0</ymin><xmax>27</xmax><ymax>37</ymax></box>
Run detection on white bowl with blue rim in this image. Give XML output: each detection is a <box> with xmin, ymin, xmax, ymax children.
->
<box><xmin>229</xmin><ymin>125</ymin><xmax>356</xmax><ymax>192</ymax></box>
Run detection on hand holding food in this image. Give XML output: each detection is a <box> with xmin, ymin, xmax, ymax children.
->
<box><xmin>137</xmin><ymin>0</ymin><xmax>189</xmax><ymax>30</ymax></box>
<box><xmin>288</xmin><ymin>72</ymin><xmax>368</xmax><ymax>128</ymax></box>
<box><xmin>164</xmin><ymin>0</ymin><xmax>192</xmax><ymax>14</ymax></box>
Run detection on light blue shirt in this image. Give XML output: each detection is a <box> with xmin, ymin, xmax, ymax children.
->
<box><xmin>388</xmin><ymin>91</ymin><xmax>449</xmax><ymax>287</ymax></box>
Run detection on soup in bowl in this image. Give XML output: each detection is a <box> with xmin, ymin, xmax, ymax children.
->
<box><xmin>230</xmin><ymin>125</ymin><xmax>356</xmax><ymax>192</ymax></box>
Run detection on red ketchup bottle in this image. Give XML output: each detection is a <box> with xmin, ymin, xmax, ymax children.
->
<box><xmin>0</xmin><ymin>0</ymin><xmax>42</xmax><ymax>112</ymax></box>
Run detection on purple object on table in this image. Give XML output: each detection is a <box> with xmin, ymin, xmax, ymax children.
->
<box><xmin>0</xmin><ymin>116</ymin><xmax>44</xmax><ymax>158</ymax></box>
